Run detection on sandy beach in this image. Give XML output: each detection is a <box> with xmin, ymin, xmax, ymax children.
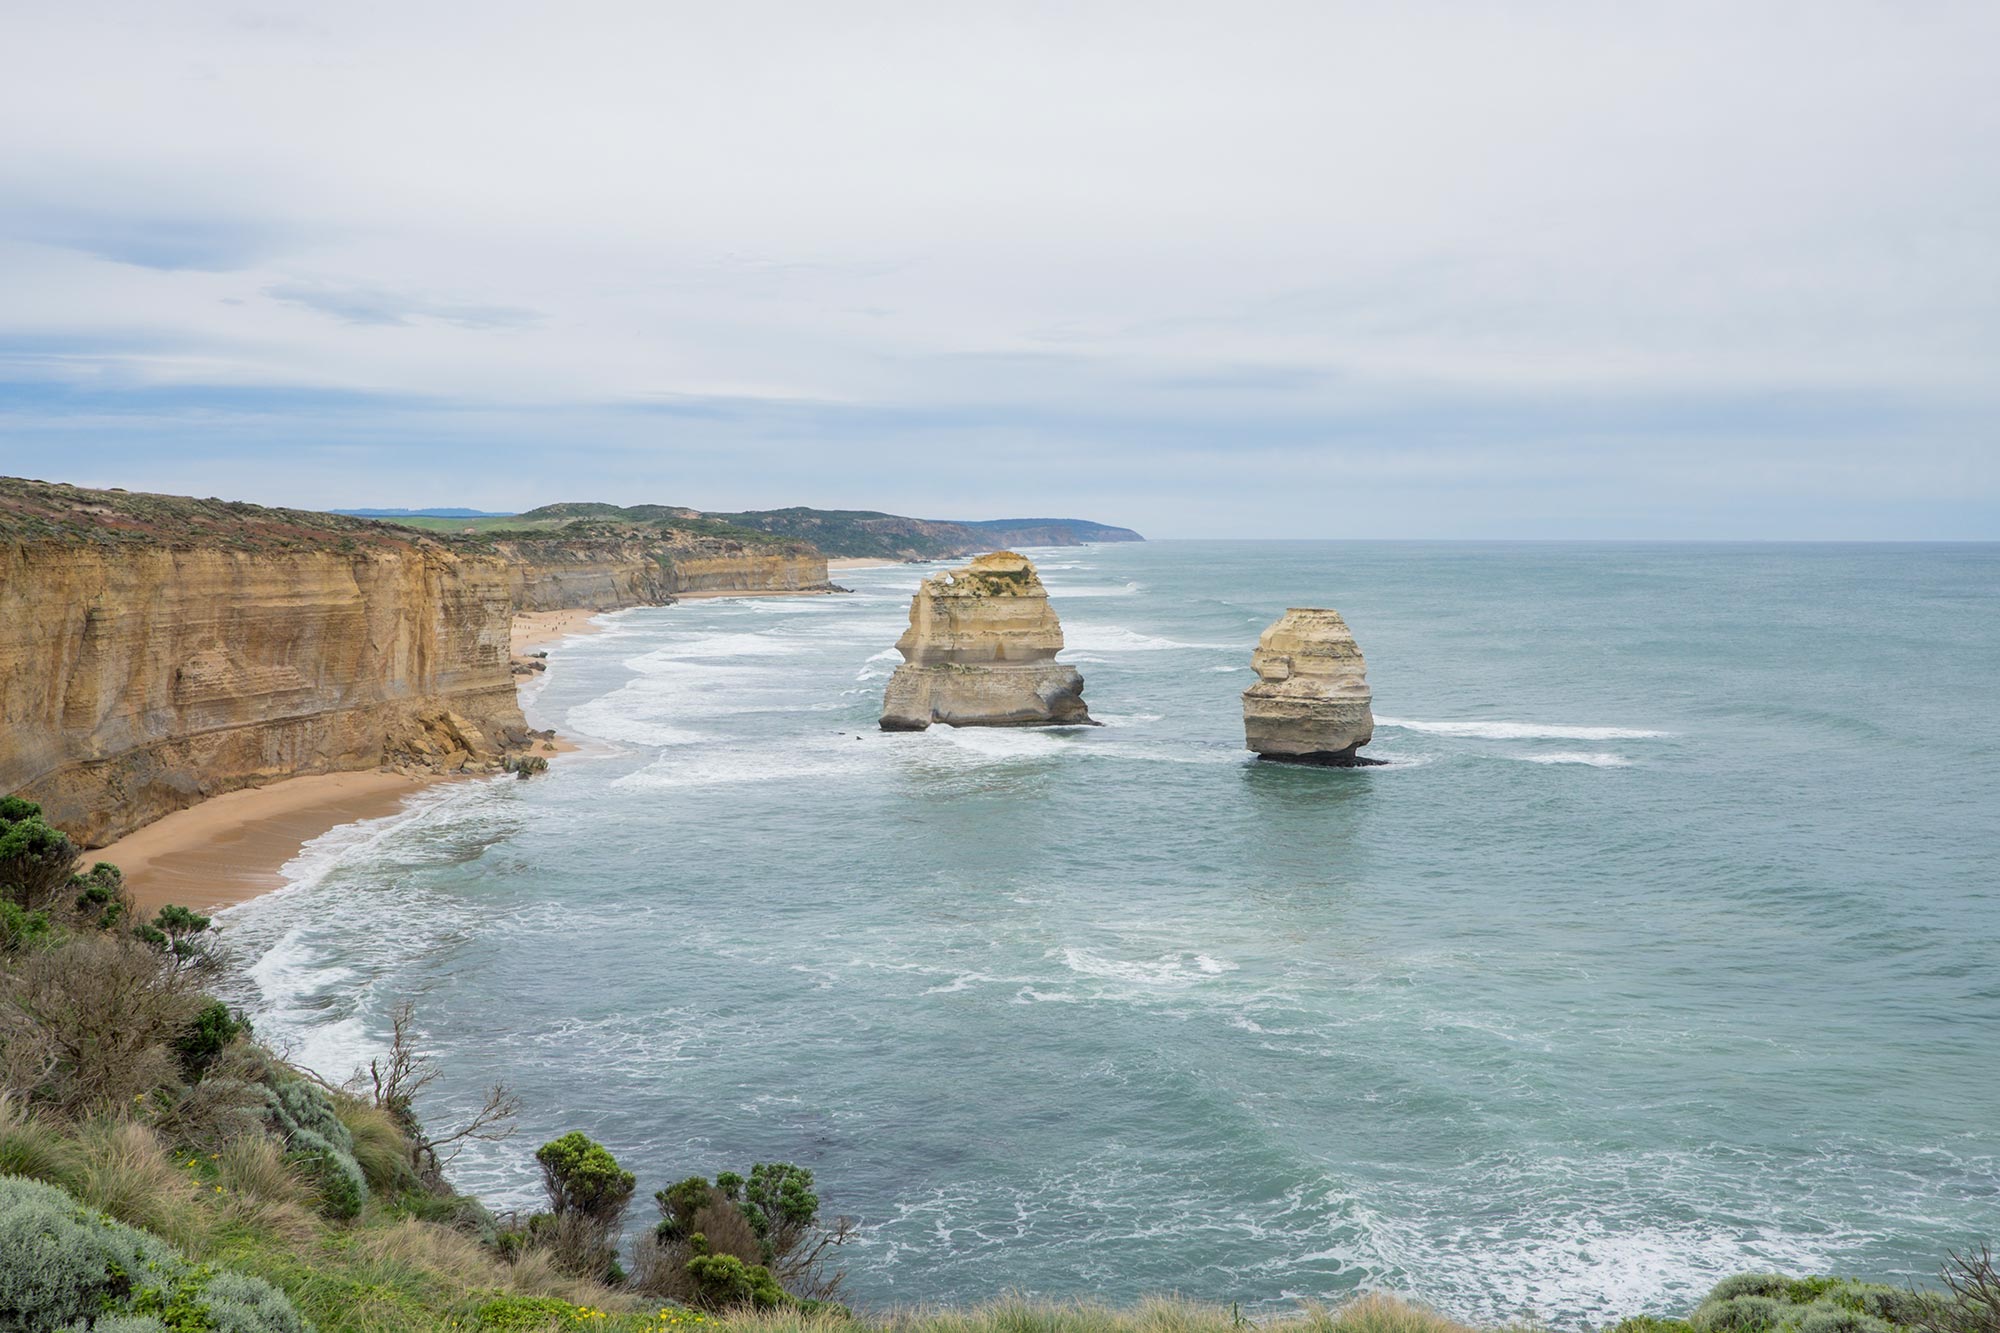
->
<box><xmin>106</xmin><ymin>611</ymin><xmax>604</xmax><ymax>915</ymax></box>
<box><xmin>512</xmin><ymin>608</ymin><xmax>608</xmax><ymax>654</ymax></box>
<box><xmin>98</xmin><ymin>586</ymin><xmax>857</xmax><ymax>916</ymax></box>
<box><xmin>95</xmin><ymin>770</ymin><xmax>445</xmax><ymax>915</ymax></box>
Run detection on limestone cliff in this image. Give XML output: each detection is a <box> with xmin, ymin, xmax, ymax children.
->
<box><xmin>492</xmin><ymin>539</ymin><xmax>828</xmax><ymax>610</ymax></box>
<box><xmin>0</xmin><ymin>479</ymin><xmax>834</xmax><ymax>845</ymax></box>
<box><xmin>879</xmin><ymin>552</ymin><xmax>1092</xmax><ymax>730</ymax></box>
<box><xmin>1242</xmin><ymin>608</ymin><xmax>1380</xmax><ymax>766</ymax></box>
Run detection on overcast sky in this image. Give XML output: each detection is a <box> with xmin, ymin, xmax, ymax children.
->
<box><xmin>2</xmin><ymin>2</ymin><xmax>1995</xmax><ymax>537</ymax></box>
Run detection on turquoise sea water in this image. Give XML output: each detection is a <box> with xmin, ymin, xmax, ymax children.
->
<box><xmin>216</xmin><ymin>542</ymin><xmax>2000</xmax><ymax>1327</ymax></box>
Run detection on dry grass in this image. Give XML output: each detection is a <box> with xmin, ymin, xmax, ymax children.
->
<box><xmin>71</xmin><ymin>1117</ymin><xmax>213</xmax><ymax>1251</ymax></box>
<box><xmin>0</xmin><ymin>1090</ymin><xmax>80</xmax><ymax>1187</ymax></box>
<box><xmin>334</xmin><ymin>1095</ymin><xmax>416</xmax><ymax>1193</ymax></box>
<box><xmin>722</xmin><ymin>1292</ymin><xmax>1479</xmax><ymax>1333</ymax></box>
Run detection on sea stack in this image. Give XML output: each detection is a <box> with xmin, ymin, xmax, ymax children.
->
<box><xmin>879</xmin><ymin>551</ymin><xmax>1092</xmax><ymax>731</ymax></box>
<box><xmin>1242</xmin><ymin>608</ymin><xmax>1380</xmax><ymax>766</ymax></box>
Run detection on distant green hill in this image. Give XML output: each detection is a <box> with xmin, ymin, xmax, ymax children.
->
<box><xmin>363</xmin><ymin>502</ymin><xmax>1143</xmax><ymax>560</ymax></box>
<box><xmin>700</xmin><ymin>507</ymin><xmax>1143</xmax><ymax>560</ymax></box>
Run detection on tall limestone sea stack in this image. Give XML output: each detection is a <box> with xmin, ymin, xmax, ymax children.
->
<box><xmin>879</xmin><ymin>552</ymin><xmax>1093</xmax><ymax>730</ymax></box>
<box><xmin>1242</xmin><ymin>608</ymin><xmax>1382</xmax><ymax>766</ymax></box>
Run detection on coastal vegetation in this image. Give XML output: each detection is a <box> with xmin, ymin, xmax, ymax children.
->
<box><xmin>377</xmin><ymin>500</ymin><xmax>1144</xmax><ymax>561</ymax></box>
<box><xmin>3</xmin><ymin>797</ymin><xmax>1992</xmax><ymax>1333</ymax></box>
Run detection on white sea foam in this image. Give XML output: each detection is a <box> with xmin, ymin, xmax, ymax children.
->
<box><xmin>1043</xmin><ymin>581</ymin><xmax>1142</xmax><ymax>597</ymax></box>
<box><xmin>563</xmin><ymin>698</ymin><xmax>707</xmax><ymax>747</ymax></box>
<box><xmin>614</xmin><ymin>741</ymin><xmax>870</xmax><ymax>790</ymax></box>
<box><xmin>1513</xmin><ymin>751</ymin><xmax>1634</xmax><ymax>767</ymax></box>
<box><xmin>1064</xmin><ymin>625</ymin><xmax>1236</xmax><ymax>652</ymax></box>
<box><xmin>1377</xmin><ymin>717</ymin><xmax>1672</xmax><ymax>740</ymax></box>
<box><xmin>1057</xmin><ymin>946</ymin><xmax>1239</xmax><ymax>988</ymax></box>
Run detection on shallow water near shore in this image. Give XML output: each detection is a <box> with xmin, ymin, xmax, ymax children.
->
<box><xmin>215</xmin><ymin>541</ymin><xmax>2000</xmax><ymax>1327</ymax></box>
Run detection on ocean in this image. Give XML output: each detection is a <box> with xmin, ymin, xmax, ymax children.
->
<box><xmin>214</xmin><ymin>541</ymin><xmax>2000</xmax><ymax>1327</ymax></box>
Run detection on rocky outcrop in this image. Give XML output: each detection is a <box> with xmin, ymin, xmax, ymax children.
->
<box><xmin>879</xmin><ymin>552</ymin><xmax>1092</xmax><ymax>730</ymax></box>
<box><xmin>1242</xmin><ymin>608</ymin><xmax>1381</xmax><ymax>766</ymax></box>
<box><xmin>0</xmin><ymin>479</ymin><xmax>836</xmax><ymax>845</ymax></box>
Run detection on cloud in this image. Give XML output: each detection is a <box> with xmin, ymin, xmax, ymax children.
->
<box><xmin>0</xmin><ymin>1</ymin><xmax>1995</xmax><ymax>535</ymax></box>
<box><xmin>0</xmin><ymin>204</ymin><xmax>285</xmax><ymax>272</ymax></box>
<box><xmin>263</xmin><ymin>282</ymin><xmax>543</xmax><ymax>329</ymax></box>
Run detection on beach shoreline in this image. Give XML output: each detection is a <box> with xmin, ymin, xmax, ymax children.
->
<box><xmin>107</xmin><ymin>610</ymin><xmax>606</xmax><ymax>916</ymax></box>
<box><xmin>102</xmin><ymin>579</ymin><xmax>877</xmax><ymax>916</ymax></box>
<box><xmin>95</xmin><ymin>770</ymin><xmax>449</xmax><ymax>916</ymax></box>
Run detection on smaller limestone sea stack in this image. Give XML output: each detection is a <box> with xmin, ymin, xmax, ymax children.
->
<box><xmin>880</xmin><ymin>551</ymin><xmax>1093</xmax><ymax>730</ymax></box>
<box><xmin>1242</xmin><ymin>608</ymin><xmax>1383</xmax><ymax>766</ymax></box>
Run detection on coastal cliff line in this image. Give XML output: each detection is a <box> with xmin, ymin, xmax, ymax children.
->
<box><xmin>0</xmin><ymin>478</ymin><xmax>832</xmax><ymax>845</ymax></box>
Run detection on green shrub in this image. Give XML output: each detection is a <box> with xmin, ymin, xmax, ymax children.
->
<box><xmin>1709</xmin><ymin>1278</ymin><xmax>1795</xmax><ymax>1304</ymax></box>
<box><xmin>0</xmin><ymin>801</ymin><xmax>81</xmax><ymax>911</ymax></box>
<box><xmin>639</xmin><ymin>1161</ymin><xmax>847</xmax><ymax>1307</ymax></box>
<box><xmin>1796</xmin><ymin>1309</ymin><xmax>1892</xmax><ymax>1333</ymax></box>
<box><xmin>0</xmin><ymin>1174</ymin><xmax>307</xmax><ymax>1333</ymax></box>
<box><xmin>684</xmin><ymin>1248</ymin><xmax>789</xmax><ymax>1309</ymax></box>
<box><xmin>1611</xmin><ymin>1319</ymin><xmax>1697</xmax><ymax>1333</ymax></box>
<box><xmin>72</xmin><ymin>861</ymin><xmax>129</xmax><ymax>931</ymax></box>
<box><xmin>265</xmin><ymin>1075</ymin><xmax>369</xmax><ymax>1220</ymax></box>
<box><xmin>0</xmin><ymin>899</ymin><xmax>50</xmax><ymax>952</ymax></box>
<box><xmin>536</xmin><ymin>1131</ymin><xmax>635</xmax><ymax>1225</ymax></box>
<box><xmin>656</xmin><ymin>1175</ymin><xmax>718</xmax><ymax>1241</ymax></box>
<box><xmin>1694</xmin><ymin>1296</ymin><xmax>1791</xmax><ymax>1333</ymax></box>
<box><xmin>472</xmin><ymin>1294</ymin><xmax>591</xmax><ymax>1329</ymax></box>
<box><xmin>173</xmin><ymin>999</ymin><xmax>252</xmax><ymax>1082</ymax></box>
<box><xmin>745</xmin><ymin>1162</ymin><xmax>818</xmax><ymax>1238</ymax></box>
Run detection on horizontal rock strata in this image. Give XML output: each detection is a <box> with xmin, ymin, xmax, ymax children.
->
<box><xmin>0</xmin><ymin>479</ymin><xmax>836</xmax><ymax>844</ymax></box>
<box><xmin>1242</xmin><ymin>607</ymin><xmax>1380</xmax><ymax>766</ymax></box>
<box><xmin>879</xmin><ymin>551</ymin><xmax>1091</xmax><ymax>730</ymax></box>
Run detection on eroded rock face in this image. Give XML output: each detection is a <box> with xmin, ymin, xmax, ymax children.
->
<box><xmin>1242</xmin><ymin>608</ymin><xmax>1379</xmax><ymax>766</ymax></box>
<box><xmin>879</xmin><ymin>552</ymin><xmax>1091</xmax><ymax>730</ymax></box>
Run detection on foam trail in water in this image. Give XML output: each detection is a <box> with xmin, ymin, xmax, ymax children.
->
<box><xmin>1513</xmin><ymin>751</ymin><xmax>1634</xmax><ymax>767</ymax></box>
<box><xmin>1378</xmin><ymin>717</ymin><xmax>1672</xmax><ymax>740</ymax></box>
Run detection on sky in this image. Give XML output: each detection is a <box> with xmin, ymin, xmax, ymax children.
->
<box><xmin>1</xmin><ymin>1</ymin><xmax>1996</xmax><ymax>538</ymax></box>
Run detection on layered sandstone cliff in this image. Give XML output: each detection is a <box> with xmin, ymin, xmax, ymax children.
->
<box><xmin>0</xmin><ymin>480</ymin><xmax>834</xmax><ymax>844</ymax></box>
<box><xmin>1242</xmin><ymin>608</ymin><xmax>1380</xmax><ymax>766</ymax></box>
<box><xmin>879</xmin><ymin>552</ymin><xmax>1091</xmax><ymax>730</ymax></box>
<box><xmin>495</xmin><ymin>538</ymin><xmax>829</xmax><ymax>610</ymax></box>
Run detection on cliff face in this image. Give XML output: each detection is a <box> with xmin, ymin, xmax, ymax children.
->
<box><xmin>0</xmin><ymin>479</ymin><xmax>835</xmax><ymax>845</ymax></box>
<box><xmin>491</xmin><ymin>539</ymin><xmax>828</xmax><ymax>610</ymax></box>
<box><xmin>0</xmin><ymin>541</ymin><xmax>529</xmax><ymax>845</ymax></box>
<box><xmin>1241</xmin><ymin>608</ymin><xmax>1379</xmax><ymax>766</ymax></box>
<box><xmin>879</xmin><ymin>552</ymin><xmax>1092</xmax><ymax>730</ymax></box>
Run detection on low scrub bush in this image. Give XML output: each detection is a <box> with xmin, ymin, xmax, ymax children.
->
<box><xmin>0</xmin><ymin>1174</ymin><xmax>307</xmax><ymax>1333</ymax></box>
<box><xmin>635</xmin><ymin>1161</ymin><xmax>849</xmax><ymax>1309</ymax></box>
<box><xmin>0</xmin><ymin>929</ymin><xmax>205</xmax><ymax>1114</ymax></box>
<box><xmin>0</xmin><ymin>796</ymin><xmax>81</xmax><ymax>911</ymax></box>
<box><xmin>531</xmin><ymin>1131</ymin><xmax>636</xmax><ymax>1280</ymax></box>
<box><xmin>173</xmin><ymin>998</ymin><xmax>253</xmax><ymax>1082</ymax></box>
<box><xmin>1687</xmin><ymin>1272</ymin><xmax>1960</xmax><ymax>1333</ymax></box>
<box><xmin>266</xmin><ymin>1073</ymin><xmax>370</xmax><ymax>1221</ymax></box>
